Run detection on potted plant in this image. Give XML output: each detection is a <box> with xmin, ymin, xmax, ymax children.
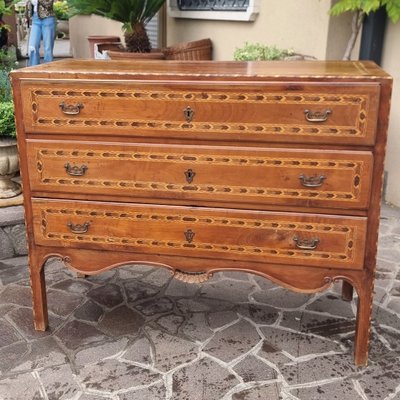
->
<box><xmin>0</xmin><ymin>45</ymin><xmax>21</xmax><ymax>199</ymax></box>
<box><xmin>54</xmin><ymin>0</ymin><xmax>70</xmax><ymax>39</ymax></box>
<box><xmin>66</xmin><ymin>0</ymin><xmax>166</xmax><ymax>59</ymax></box>
<box><xmin>234</xmin><ymin>43</ymin><xmax>294</xmax><ymax>61</ymax></box>
<box><xmin>233</xmin><ymin>42</ymin><xmax>315</xmax><ymax>61</ymax></box>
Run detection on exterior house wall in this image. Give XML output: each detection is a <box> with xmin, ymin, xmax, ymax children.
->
<box><xmin>69</xmin><ymin>15</ymin><xmax>123</xmax><ymax>59</ymax></box>
<box><xmin>381</xmin><ymin>22</ymin><xmax>400</xmax><ymax>207</ymax></box>
<box><xmin>166</xmin><ymin>0</ymin><xmax>355</xmax><ymax>61</ymax></box>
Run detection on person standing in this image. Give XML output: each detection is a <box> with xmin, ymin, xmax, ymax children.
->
<box><xmin>25</xmin><ymin>0</ymin><xmax>56</xmax><ymax>66</ymax></box>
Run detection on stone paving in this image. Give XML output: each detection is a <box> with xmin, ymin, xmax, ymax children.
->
<box><xmin>0</xmin><ymin>202</ymin><xmax>399</xmax><ymax>399</ymax></box>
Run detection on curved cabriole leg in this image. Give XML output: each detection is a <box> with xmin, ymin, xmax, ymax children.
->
<box><xmin>342</xmin><ymin>281</ymin><xmax>354</xmax><ymax>301</ymax></box>
<box><xmin>29</xmin><ymin>249</ymin><xmax>48</xmax><ymax>331</ymax></box>
<box><xmin>354</xmin><ymin>276</ymin><xmax>374</xmax><ymax>366</ymax></box>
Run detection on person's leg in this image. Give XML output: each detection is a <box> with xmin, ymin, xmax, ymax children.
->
<box><xmin>42</xmin><ymin>16</ymin><xmax>56</xmax><ymax>63</ymax></box>
<box><xmin>28</xmin><ymin>13</ymin><xmax>42</xmax><ymax>66</ymax></box>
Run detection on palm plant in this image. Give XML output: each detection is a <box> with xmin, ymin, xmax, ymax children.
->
<box><xmin>67</xmin><ymin>0</ymin><xmax>166</xmax><ymax>52</ymax></box>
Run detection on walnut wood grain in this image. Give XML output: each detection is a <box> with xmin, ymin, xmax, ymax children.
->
<box><xmin>10</xmin><ymin>60</ymin><xmax>393</xmax><ymax>367</ymax></box>
<box><xmin>20</xmin><ymin>81</ymin><xmax>379</xmax><ymax>145</ymax></box>
<box><xmin>26</xmin><ymin>140</ymin><xmax>374</xmax><ymax>210</ymax></box>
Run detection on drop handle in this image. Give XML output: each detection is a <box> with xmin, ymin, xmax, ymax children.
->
<box><xmin>67</xmin><ymin>221</ymin><xmax>90</xmax><ymax>234</ymax></box>
<box><xmin>59</xmin><ymin>101</ymin><xmax>84</xmax><ymax>115</ymax></box>
<box><xmin>299</xmin><ymin>174</ymin><xmax>326</xmax><ymax>188</ymax></box>
<box><xmin>183</xmin><ymin>106</ymin><xmax>195</xmax><ymax>123</ymax></box>
<box><xmin>293</xmin><ymin>235</ymin><xmax>320</xmax><ymax>250</ymax></box>
<box><xmin>64</xmin><ymin>163</ymin><xmax>88</xmax><ymax>176</ymax></box>
<box><xmin>304</xmin><ymin>109</ymin><xmax>331</xmax><ymax>122</ymax></box>
<box><xmin>184</xmin><ymin>168</ymin><xmax>196</xmax><ymax>184</ymax></box>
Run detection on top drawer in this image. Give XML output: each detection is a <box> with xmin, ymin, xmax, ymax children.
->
<box><xmin>20</xmin><ymin>81</ymin><xmax>380</xmax><ymax>146</ymax></box>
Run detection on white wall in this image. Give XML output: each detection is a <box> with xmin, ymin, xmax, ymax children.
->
<box><xmin>382</xmin><ymin>22</ymin><xmax>400</xmax><ymax>207</ymax></box>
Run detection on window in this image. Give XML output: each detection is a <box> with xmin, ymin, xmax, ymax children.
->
<box><xmin>177</xmin><ymin>0</ymin><xmax>249</xmax><ymax>11</ymax></box>
<box><xmin>168</xmin><ymin>0</ymin><xmax>260</xmax><ymax>21</ymax></box>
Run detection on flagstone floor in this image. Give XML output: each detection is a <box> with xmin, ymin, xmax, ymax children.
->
<box><xmin>0</xmin><ymin>202</ymin><xmax>399</xmax><ymax>399</ymax></box>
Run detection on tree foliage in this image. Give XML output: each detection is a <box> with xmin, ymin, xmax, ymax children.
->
<box><xmin>330</xmin><ymin>0</ymin><xmax>400</xmax><ymax>23</ymax></box>
<box><xmin>329</xmin><ymin>0</ymin><xmax>400</xmax><ymax>59</ymax></box>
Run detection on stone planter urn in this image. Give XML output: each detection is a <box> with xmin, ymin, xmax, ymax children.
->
<box><xmin>56</xmin><ymin>19</ymin><xmax>70</xmax><ymax>39</ymax></box>
<box><xmin>0</xmin><ymin>138</ymin><xmax>21</xmax><ymax>199</ymax></box>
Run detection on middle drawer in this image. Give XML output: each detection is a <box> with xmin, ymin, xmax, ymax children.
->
<box><xmin>27</xmin><ymin>140</ymin><xmax>373</xmax><ymax>210</ymax></box>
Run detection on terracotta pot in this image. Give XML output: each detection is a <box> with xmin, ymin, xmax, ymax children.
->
<box><xmin>0</xmin><ymin>138</ymin><xmax>22</xmax><ymax>199</ymax></box>
<box><xmin>107</xmin><ymin>50</ymin><xmax>165</xmax><ymax>60</ymax></box>
<box><xmin>87</xmin><ymin>35</ymin><xmax>120</xmax><ymax>58</ymax></box>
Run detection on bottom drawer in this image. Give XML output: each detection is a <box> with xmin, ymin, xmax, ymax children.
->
<box><xmin>32</xmin><ymin>199</ymin><xmax>367</xmax><ymax>270</ymax></box>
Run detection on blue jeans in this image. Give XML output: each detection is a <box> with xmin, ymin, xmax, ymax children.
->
<box><xmin>28</xmin><ymin>12</ymin><xmax>56</xmax><ymax>66</ymax></box>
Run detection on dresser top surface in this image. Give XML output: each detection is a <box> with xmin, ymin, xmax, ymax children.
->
<box><xmin>11</xmin><ymin>60</ymin><xmax>391</xmax><ymax>82</ymax></box>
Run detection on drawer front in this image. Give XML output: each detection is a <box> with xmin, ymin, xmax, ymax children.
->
<box><xmin>27</xmin><ymin>140</ymin><xmax>373</xmax><ymax>209</ymax></box>
<box><xmin>32</xmin><ymin>199</ymin><xmax>367</xmax><ymax>270</ymax></box>
<box><xmin>21</xmin><ymin>81</ymin><xmax>379</xmax><ymax>145</ymax></box>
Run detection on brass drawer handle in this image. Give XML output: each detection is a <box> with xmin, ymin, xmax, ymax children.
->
<box><xmin>59</xmin><ymin>102</ymin><xmax>84</xmax><ymax>115</ymax></box>
<box><xmin>293</xmin><ymin>235</ymin><xmax>319</xmax><ymax>250</ymax></box>
<box><xmin>67</xmin><ymin>221</ymin><xmax>90</xmax><ymax>234</ymax></box>
<box><xmin>183</xmin><ymin>106</ymin><xmax>194</xmax><ymax>123</ymax></box>
<box><xmin>304</xmin><ymin>109</ymin><xmax>331</xmax><ymax>122</ymax></box>
<box><xmin>184</xmin><ymin>168</ymin><xmax>196</xmax><ymax>184</ymax></box>
<box><xmin>64</xmin><ymin>163</ymin><xmax>88</xmax><ymax>176</ymax></box>
<box><xmin>299</xmin><ymin>174</ymin><xmax>326</xmax><ymax>188</ymax></box>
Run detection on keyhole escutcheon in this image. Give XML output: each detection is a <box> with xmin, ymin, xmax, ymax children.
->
<box><xmin>184</xmin><ymin>168</ymin><xmax>196</xmax><ymax>184</ymax></box>
<box><xmin>183</xmin><ymin>106</ymin><xmax>195</xmax><ymax>123</ymax></box>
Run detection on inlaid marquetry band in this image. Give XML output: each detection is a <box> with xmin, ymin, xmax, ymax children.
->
<box><xmin>38</xmin><ymin>148</ymin><xmax>364</xmax><ymax>168</ymax></box>
<box><xmin>37</xmin><ymin>177</ymin><xmax>360</xmax><ymax>202</ymax></box>
<box><xmin>31</xmin><ymin>87</ymin><xmax>369</xmax><ymax>105</ymax></box>
<box><xmin>33</xmin><ymin>118</ymin><xmax>365</xmax><ymax>138</ymax></box>
<box><xmin>41</xmin><ymin>207</ymin><xmax>356</xmax><ymax>232</ymax></box>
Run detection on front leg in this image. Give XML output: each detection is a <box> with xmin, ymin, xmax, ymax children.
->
<box><xmin>354</xmin><ymin>276</ymin><xmax>374</xmax><ymax>366</ymax></box>
<box><xmin>29</xmin><ymin>249</ymin><xmax>48</xmax><ymax>331</ymax></box>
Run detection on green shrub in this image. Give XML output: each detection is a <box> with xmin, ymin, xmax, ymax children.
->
<box><xmin>54</xmin><ymin>0</ymin><xmax>70</xmax><ymax>20</ymax></box>
<box><xmin>233</xmin><ymin>42</ymin><xmax>294</xmax><ymax>61</ymax></box>
<box><xmin>0</xmin><ymin>46</ymin><xmax>17</xmax><ymax>106</ymax></box>
<box><xmin>0</xmin><ymin>70</ymin><xmax>11</xmax><ymax>101</ymax></box>
<box><xmin>0</xmin><ymin>45</ymin><xmax>17</xmax><ymax>72</ymax></box>
<box><xmin>0</xmin><ymin>102</ymin><xmax>16</xmax><ymax>138</ymax></box>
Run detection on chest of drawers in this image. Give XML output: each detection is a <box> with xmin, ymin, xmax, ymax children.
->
<box><xmin>11</xmin><ymin>60</ymin><xmax>392</xmax><ymax>366</ymax></box>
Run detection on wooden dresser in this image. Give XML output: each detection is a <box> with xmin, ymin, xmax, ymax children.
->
<box><xmin>11</xmin><ymin>60</ymin><xmax>392</xmax><ymax>365</ymax></box>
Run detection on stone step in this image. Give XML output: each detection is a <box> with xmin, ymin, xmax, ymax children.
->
<box><xmin>0</xmin><ymin>205</ymin><xmax>27</xmax><ymax>260</ymax></box>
